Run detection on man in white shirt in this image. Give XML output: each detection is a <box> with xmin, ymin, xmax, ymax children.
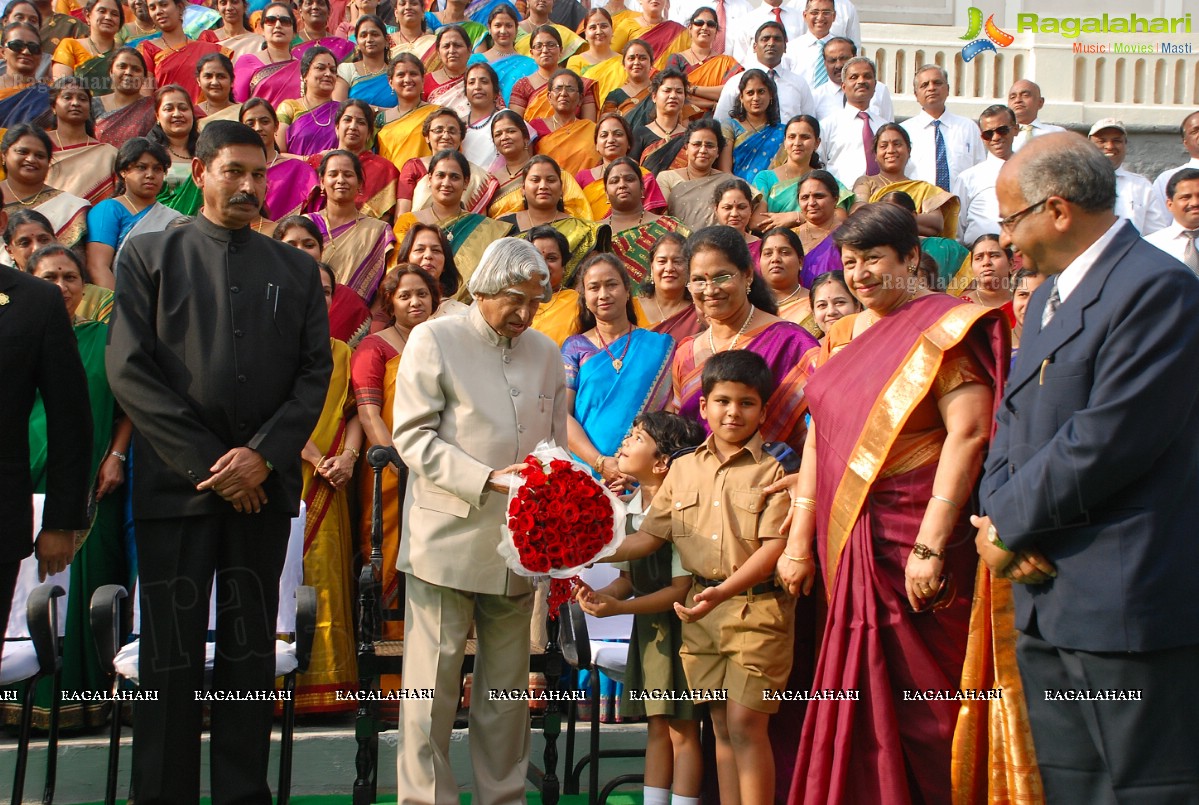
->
<box><xmin>714</xmin><ymin>20</ymin><xmax>814</xmax><ymax>122</ymax></box>
<box><xmin>900</xmin><ymin>64</ymin><xmax>983</xmax><ymax>192</ymax></box>
<box><xmin>791</xmin><ymin>0</ymin><xmax>859</xmax><ymax>48</ymax></box>
<box><xmin>1145</xmin><ymin>168</ymin><xmax>1199</xmax><ymax>273</ymax></box>
<box><xmin>817</xmin><ymin>56</ymin><xmax>889</xmax><ymax>186</ymax></box>
<box><xmin>725</xmin><ymin>0</ymin><xmax>804</xmax><ymax>67</ymax></box>
<box><xmin>1149</xmin><ymin>110</ymin><xmax>1199</xmax><ymax>226</ymax></box>
<box><xmin>953</xmin><ymin>104</ymin><xmax>1016</xmax><ymax>244</ymax></box>
<box><xmin>791</xmin><ymin>0</ymin><xmax>835</xmax><ymax>89</ymax></box>
<box><xmin>811</xmin><ymin>36</ymin><xmax>893</xmax><ymax>121</ymax></box>
<box><xmin>1088</xmin><ymin>118</ymin><xmax>1171</xmax><ymax>235</ymax></box>
<box><xmin>1009</xmin><ymin>80</ymin><xmax>1065</xmax><ymax>151</ymax></box>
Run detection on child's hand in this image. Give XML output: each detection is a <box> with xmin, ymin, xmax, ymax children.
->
<box><xmin>673</xmin><ymin>586</ymin><xmax>726</xmax><ymax>622</ymax></box>
<box><xmin>777</xmin><ymin>552</ymin><xmax>816</xmax><ymax>597</ymax></box>
<box><xmin>578</xmin><ymin>591</ymin><xmax>623</xmax><ymax>617</ymax></box>
<box><xmin>764</xmin><ymin>473</ymin><xmax>800</xmax><ymax>534</ymax></box>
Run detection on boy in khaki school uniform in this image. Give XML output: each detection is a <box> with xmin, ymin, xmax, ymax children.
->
<box><xmin>604</xmin><ymin>351</ymin><xmax>796</xmax><ymax>805</ymax></box>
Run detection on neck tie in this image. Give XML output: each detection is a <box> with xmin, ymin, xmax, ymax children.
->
<box><xmin>713</xmin><ymin>0</ymin><xmax>726</xmax><ymax>54</ymax></box>
<box><xmin>859</xmin><ymin>111</ymin><xmax>879</xmax><ymax>175</ymax></box>
<box><xmin>773</xmin><ymin>6</ymin><xmax>783</xmax><ymax>25</ymax></box>
<box><xmin>933</xmin><ymin>119</ymin><xmax>950</xmax><ymax>191</ymax></box>
<box><xmin>1020</xmin><ymin>123</ymin><xmax>1034</xmax><ymax>145</ymax></box>
<box><xmin>813</xmin><ymin>39</ymin><xmax>829</xmax><ymax>87</ymax></box>
<box><xmin>1040</xmin><ymin>278</ymin><xmax>1061</xmax><ymax>329</ymax></box>
<box><xmin>1182</xmin><ymin>230</ymin><xmax>1199</xmax><ymax>274</ymax></box>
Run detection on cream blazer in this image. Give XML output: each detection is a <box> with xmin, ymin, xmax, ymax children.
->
<box><xmin>392</xmin><ymin>304</ymin><xmax>568</xmax><ymax>595</ymax></box>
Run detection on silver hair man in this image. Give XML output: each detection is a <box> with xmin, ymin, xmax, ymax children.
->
<box><xmin>468</xmin><ymin>237</ymin><xmax>553</xmax><ymax>301</ymax></box>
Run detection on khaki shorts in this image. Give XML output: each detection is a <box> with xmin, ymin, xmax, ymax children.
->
<box><xmin>679</xmin><ymin>582</ymin><xmax>795</xmax><ymax>713</ymax></box>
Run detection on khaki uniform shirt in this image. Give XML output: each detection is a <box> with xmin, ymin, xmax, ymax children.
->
<box><xmin>640</xmin><ymin>432</ymin><xmax>789</xmax><ymax>581</ymax></box>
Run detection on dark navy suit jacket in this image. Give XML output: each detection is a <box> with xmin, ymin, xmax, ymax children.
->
<box><xmin>981</xmin><ymin>220</ymin><xmax>1199</xmax><ymax>653</ymax></box>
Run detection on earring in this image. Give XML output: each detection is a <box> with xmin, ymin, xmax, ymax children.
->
<box><xmin>908</xmin><ymin>264</ymin><xmax>917</xmax><ymax>275</ymax></box>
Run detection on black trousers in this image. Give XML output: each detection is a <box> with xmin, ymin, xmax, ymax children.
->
<box><xmin>0</xmin><ymin>558</ymin><xmax>22</xmax><ymax>678</ymax></box>
<box><xmin>131</xmin><ymin>511</ymin><xmax>290</xmax><ymax>805</ymax></box>
<box><xmin>1018</xmin><ymin>629</ymin><xmax>1199</xmax><ymax>804</ymax></box>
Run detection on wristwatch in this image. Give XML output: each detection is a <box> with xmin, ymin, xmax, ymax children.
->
<box><xmin>109</xmin><ymin>450</ymin><xmax>127</xmax><ymax>463</ymax></box>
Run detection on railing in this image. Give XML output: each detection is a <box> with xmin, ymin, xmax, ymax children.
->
<box><xmin>862</xmin><ymin>22</ymin><xmax>1199</xmax><ymax>129</ymax></box>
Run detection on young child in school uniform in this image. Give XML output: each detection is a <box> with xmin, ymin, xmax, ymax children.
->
<box><xmin>604</xmin><ymin>351</ymin><xmax>796</xmax><ymax>805</ymax></box>
<box><xmin>577</xmin><ymin>411</ymin><xmax>707</xmax><ymax>805</ymax></box>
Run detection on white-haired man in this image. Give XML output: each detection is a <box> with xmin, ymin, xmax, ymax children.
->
<box><xmin>392</xmin><ymin>238</ymin><xmax>568</xmax><ymax>804</ymax></box>
<box><xmin>901</xmin><ymin>64</ymin><xmax>983</xmax><ymax>191</ymax></box>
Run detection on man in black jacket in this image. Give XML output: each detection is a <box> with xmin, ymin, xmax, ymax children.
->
<box><xmin>0</xmin><ymin>261</ymin><xmax>92</xmax><ymax>673</ymax></box>
<box><xmin>107</xmin><ymin>121</ymin><xmax>332</xmax><ymax>804</ymax></box>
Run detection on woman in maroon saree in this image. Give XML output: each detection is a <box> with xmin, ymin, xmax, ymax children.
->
<box><xmin>776</xmin><ymin>204</ymin><xmax>1009</xmax><ymax>805</ymax></box>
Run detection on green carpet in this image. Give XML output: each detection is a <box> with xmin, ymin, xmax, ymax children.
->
<box><xmin>82</xmin><ymin>794</ymin><xmax>644</xmax><ymax>804</ymax></box>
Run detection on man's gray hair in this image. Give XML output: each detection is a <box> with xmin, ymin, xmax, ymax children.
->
<box><xmin>843</xmin><ymin>56</ymin><xmax>876</xmax><ymax>77</ymax></box>
<box><xmin>915</xmin><ymin>63</ymin><xmax>948</xmax><ymax>84</ymax></box>
<box><xmin>1017</xmin><ymin>136</ymin><xmax>1116</xmax><ymax>214</ymax></box>
<box><xmin>467</xmin><ymin>238</ymin><xmax>553</xmax><ymax>300</ymax></box>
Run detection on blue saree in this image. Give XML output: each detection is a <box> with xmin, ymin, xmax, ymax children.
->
<box><xmin>469</xmin><ymin>51</ymin><xmax>537</xmax><ymax>104</ymax></box>
<box><xmin>729</xmin><ymin>120</ymin><xmax>785</xmax><ymax>185</ymax></box>
<box><xmin>564</xmin><ymin>328</ymin><xmax>675</xmax><ymax>463</ymax></box>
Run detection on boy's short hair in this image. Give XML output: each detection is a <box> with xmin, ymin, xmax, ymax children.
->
<box><xmin>700</xmin><ymin>351</ymin><xmax>774</xmax><ymax>404</ymax></box>
<box><xmin>632</xmin><ymin>411</ymin><xmax>706</xmax><ymax>460</ymax></box>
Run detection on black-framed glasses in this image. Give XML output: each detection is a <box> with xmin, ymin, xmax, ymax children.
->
<box><xmin>5</xmin><ymin>40</ymin><xmax>41</xmax><ymax>55</ymax></box>
<box><xmin>999</xmin><ymin>197</ymin><xmax>1050</xmax><ymax>231</ymax></box>
<box><xmin>981</xmin><ymin>125</ymin><xmax>1012</xmax><ymax>141</ymax></box>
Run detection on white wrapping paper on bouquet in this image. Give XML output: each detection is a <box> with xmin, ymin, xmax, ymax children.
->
<box><xmin>497</xmin><ymin>440</ymin><xmax>628</xmax><ymax>579</ymax></box>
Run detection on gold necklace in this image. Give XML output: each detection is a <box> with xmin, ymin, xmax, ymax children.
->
<box><xmin>168</xmin><ymin>145</ymin><xmax>191</xmax><ymax>160</ymax></box>
<box><xmin>4</xmin><ymin>180</ymin><xmax>42</xmax><ymax>208</ymax></box>
<box><xmin>707</xmin><ymin>304</ymin><xmax>755</xmax><ymax>354</ymax></box>
<box><xmin>121</xmin><ymin>193</ymin><xmax>149</xmax><ymax>214</ymax></box>
<box><xmin>595</xmin><ymin>322</ymin><xmax>633</xmax><ymax>372</ymax></box>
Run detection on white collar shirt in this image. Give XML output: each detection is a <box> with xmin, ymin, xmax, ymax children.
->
<box><xmin>726</xmin><ymin>3</ymin><xmax>805</xmax><ymax>67</ymax></box>
<box><xmin>818</xmin><ymin>103</ymin><xmax>890</xmax><ymax>187</ymax></box>
<box><xmin>899</xmin><ymin>109</ymin><xmax>984</xmax><ymax>188</ymax></box>
<box><xmin>1011</xmin><ymin>118</ymin><xmax>1067</xmax><ymax>151</ymax></box>
<box><xmin>1055</xmin><ymin>218</ymin><xmax>1126</xmax><ymax>302</ymax></box>
<box><xmin>784</xmin><ymin>0</ymin><xmax>861</xmax><ymax>46</ymax></box>
<box><xmin>812</xmin><ymin>79</ymin><xmax>892</xmax><ymax>121</ymax></box>
<box><xmin>951</xmin><ymin>153</ymin><xmax>1006</xmax><ymax>244</ymax></box>
<box><xmin>714</xmin><ymin>58</ymin><xmax>814</xmax><ymax>122</ymax></box>
<box><xmin>1115</xmin><ymin>167</ymin><xmax>1171</xmax><ymax>235</ymax></box>
<box><xmin>1144</xmin><ymin>220</ymin><xmax>1199</xmax><ymax>270</ymax></box>
<box><xmin>791</xmin><ymin>31</ymin><xmax>832</xmax><ymax>87</ymax></box>
<box><xmin>1150</xmin><ymin>157</ymin><xmax>1199</xmax><ymax>223</ymax></box>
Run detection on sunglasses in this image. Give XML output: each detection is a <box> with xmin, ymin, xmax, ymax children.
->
<box><xmin>5</xmin><ymin>40</ymin><xmax>41</xmax><ymax>55</ymax></box>
<box><xmin>691</xmin><ymin>18</ymin><xmax>717</xmax><ymax>28</ymax></box>
<box><xmin>981</xmin><ymin>125</ymin><xmax>1012</xmax><ymax>141</ymax></box>
<box><xmin>262</xmin><ymin>14</ymin><xmax>294</xmax><ymax>25</ymax></box>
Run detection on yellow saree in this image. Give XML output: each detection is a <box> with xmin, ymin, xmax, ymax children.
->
<box><xmin>488</xmin><ymin>169</ymin><xmax>592</xmax><ymax>221</ymax></box>
<box><xmin>296</xmin><ymin>338</ymin><xmax>359</xmax><ymax>713</ymax></box>
<box><xmin>531</xmin><ymin>118</ymin><xmax>599</xmax><ymax>177</ymax></box>
<box><xmin>376</xmin><ymin>103</ymin><xmax>438</xmax><ymax>167</ymax></box>
<box><xmin>565</xmin><ymin>54</ymin><xmax>626</xmax><ymax>106</ymax></box>
<box><xmin>531</xmin><ymin>287</ymin><xmax>580</xmax><ymax>347</ymax></box>
<box><xmin>866</xmin><ymin>178</ymin><xmax>961</xmax><ymax>240</ymax></box>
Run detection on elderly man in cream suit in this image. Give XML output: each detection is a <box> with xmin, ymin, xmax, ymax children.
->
<box><xmin>392</xmin><ymin>238</ymin><xmax>568</xmax><ymax>805</ymax></box>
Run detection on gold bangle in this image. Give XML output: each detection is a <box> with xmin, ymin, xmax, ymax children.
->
<box><xmin>930</xmin><ymin>495</ymin><xmax>959</xmax><ymax>509</ymax></box>
<box><xmin>592</xmin><ymin>454</ymin><xmax>606</xmax><ymax>473</ymax></box>
<box><xmin>783</xmin><ymin>551</ymin><xmax>810</xmax><ymax>562</ymax></box>
<box><xmin>345</xmin><ymin>446</ymin><xmax>361</xmax><ymax>460</ymax></box>
<box><xmin>794</xmin><ymin>496</ymin><xmax>817</xmax><ymax>507</ymax></box>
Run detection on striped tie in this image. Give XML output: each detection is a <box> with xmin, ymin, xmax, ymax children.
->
<box><xmin>933</xmin><ymin>119</ymin><xmax>950</xmax><ymax>191</ymax></box>
<box><xmin>1040</xmin><ymin>278</ymin><xmax>1061</xmax><ymax>329</ymax></box>
<box><xmin>813</xmin><ymin>39</ymin><xmax>829</xmax><ymax>87</ymax></box>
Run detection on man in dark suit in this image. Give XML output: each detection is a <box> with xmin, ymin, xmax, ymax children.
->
<box><xmin>0</xmin><ymin>261</ymin><xmax>92</xmax><ymax>667</ymax></box>
<box><xmin>975</xmin><ymin>133</ymin><xmax>1199</xmax><ymax>802</ymax></box>
<box><xmin>106</xmin><ymin>121</ymin><xmax>332</xmax><ymax>804</ymax></box>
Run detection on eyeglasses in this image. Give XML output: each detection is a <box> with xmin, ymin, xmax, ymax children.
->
<box><xmin>691</xmin><ymin>18</ymin><xmax>717</xmax><ymax>28</ymax></box>
<box><xmin>5</xmin><ymin>40</ymin><xmax>41</xmax><ymax>55</ymax></box>
<box><xmin>549</xmin><ymin>85</ymin><xmax>579</xmax><ymax>95</ymax></box>
<box><xmin>998</xmin><ymin>197</ymin><xmax>1050</xmax><ymax>231</ymax></box>
<box><xmin>530</xmin><ymin>41</ymin><xmax>560</xmax><ymax>51</ymax></box>
<box><xmin>427</xmin><ymin>126</ymin><xmax>459</xmax><ymax>136</ymax></box>
<box><xmin>262</xmin><ymin>14</ymin><xmax>293</xmax><ymax>25</ymax></box>
<box><xmin>806</xmin><ymin>9</ymin><xmax>834</xmax><ymax>16</ymax></box>
<box><xmin>980</xmin><ymin>125</ymin><xmax>1012</xmax><ymax>141</ymax></box>
<box><xmin>686</xmin><ymin>273</ymin><xmax>737</xmax><ymax>293</ymax></box>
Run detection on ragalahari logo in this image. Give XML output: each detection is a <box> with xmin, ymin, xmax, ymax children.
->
<box><xmin>960</xmin><ymin>7</ymin><xmax>1014</xmax><ymax>62</ymax></box>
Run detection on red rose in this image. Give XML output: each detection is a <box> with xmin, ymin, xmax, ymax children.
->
<box><xmin>549</xmin><ymin>459</ymin><xmax>573</xmax><ymax>473</ymax></box>
<box><xmin>516</xmin><ymin>512</ymin><xmax>536</xmax><ymax>533</ymax></box>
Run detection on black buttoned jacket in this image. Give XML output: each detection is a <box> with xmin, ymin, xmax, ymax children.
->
<box><xmin>106</xmin><ymin>215</ymin><xmax>332</xmax><ymax>519</ymax></box>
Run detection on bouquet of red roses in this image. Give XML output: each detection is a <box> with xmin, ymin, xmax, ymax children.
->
<box><xmin>498</xmin><ymin>442</ymin><xmax>627</xmax><ymax>617</ymax></box>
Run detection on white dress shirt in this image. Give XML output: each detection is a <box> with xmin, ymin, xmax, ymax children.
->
<box><xmin>791</xmin><ymin>32</ymin><xmax>831</xmax><ymax>87</ymax></box>
<box><xmin>900</xmin><ymin>109</ymin><xmax>984</xmax><ymax>189</ymax></box>
<box><xmin>1011</xmin><ymin>118</ymin><xmax>1067</xmax><ymax>151</ymax></box>
<box><xmin>1150</xmin><ymin>157</ymin><xmax>1199</xmax><ymax>226</ymax></box>
<box><xmin>812</xmin><ymin>79</ymin><xmax>892</xmax><ymax>122</ymax></box>
<box><xmin>668</xmin><ymin>0</ymin><xmax>746</xmax><ymax>27</ymax></box>
<box><xmin>1056</xmin><ymin>218</ymin><xmax>1126</xmax><ymax>302</ymax></box>
<box><xmin>952</xmin><ymin>153</ymin><xmax>1005</xmax><ymax>244</ymax></box>
<box><xmin>1115</xmin><ymin>167</ymin><xmax>1171</xmax><ymax>235</ymax></box>
<box><xmin>785</xmin><ymin>0</ymin><xmax>861</xmax><ymax>47</ymax></box>
<box><xmin>714</xmin><ymin>58</ymin><xmax>815</xmax><ymax>122</ymax></box>
<box><xmin>818</xmin><ymin>103</ymin><xmax>889</xmax><ymax>187</ymax></box>
<box><xmin>726</xmin><ymin>3</ymin><xmax>805</xmax><ymax>67</ymax></box>
<box><xmin>1145</xmin><ymin>221</ymin><xmax>1199</xmax><ymax>270</ymax></box>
